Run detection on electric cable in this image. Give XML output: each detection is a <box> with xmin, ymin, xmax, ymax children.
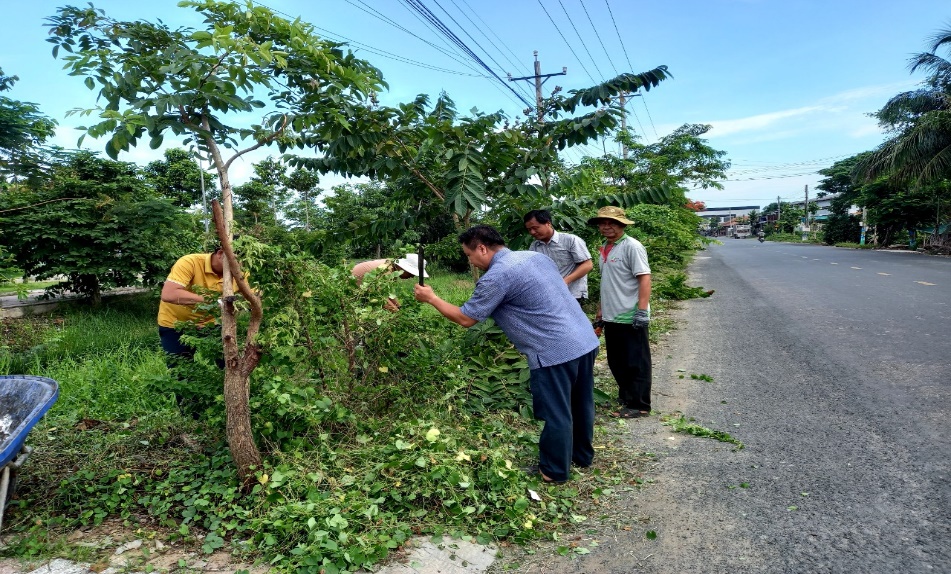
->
<box><xmin>578</xmin><ymin>0</ymin><xmax>618</xmax><ymax>76</ymax></box>
<box><xmin>344</xmin><ymin>0</ymin><xmax>487</xmax><ymax>75</ymax></box>
<box><xmin>603</xmin><ymin>0</ymin><xmax>633</xmax><ymax>71</ymax></box>
<box><xmin>402</xmin><ymin>0</ymin><xmax>535</xmax><ymax>109</ymax></box>
<box><xmin>536</xmin><ymin>0</ymin><xmax>597</xmax><ymax>84</ymax></box>
<box><xmin>448</xmin><ymin>0</ymin><xmax>531</xmax><ymax>77</ymax></box>
<box><xmin>312</xmin><ymin>25</ymin><xmax>485</xmax><ymax>76</ymax></box>
<box><xmin>430</xmin><ymin>0</ymin><xmax>537</xmax><ymax>102</ymax></box>
<box><xmin>556</xmin><ymin>0</ymin><xmax>605</xmax><ymax>80</ymax></box>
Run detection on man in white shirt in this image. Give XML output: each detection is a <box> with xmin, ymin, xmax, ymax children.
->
<box><xmin>524</xmin><ymin>210</ymin><xmax>593</xmax><ymax>307</ymax></box>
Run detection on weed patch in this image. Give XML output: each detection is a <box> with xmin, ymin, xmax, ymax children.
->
<box><xmin>660</xmin><ymin>414</ymin><xmax>744</xmax><ymax>449</ymax></box>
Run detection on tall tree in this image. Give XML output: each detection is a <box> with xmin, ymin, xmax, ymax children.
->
<box><xmin>294</xmin><ymin>70</ymin><xmax>674</xmax><ymax>269</ymax></box>
<box><xmin>284</xmin><ymin>167</ymin><xmax>321</xmax><ymax>231</ymax></box>
<box><xmin>0</xmin><ymin>67</ymin><xmax>58</xmax><ymax>187</ymax></box>
<box><xmin>46</xmin><ymin>0</ymin><xmax>384</xmax><ymax>484</ymax></box>
<box><xmin>859</xmin><ymin>26</ymin><xmax>951</xmax><ymax>185</ymax></box>
<box><xmin>0</xmin><ymin>152</ymin><xmax>190</xmax><ymax>305</ymax></box>
<box><xmin>144</xmin><ymin>148</ymin><xmax>217</xmax><ymax>209</ymax></box>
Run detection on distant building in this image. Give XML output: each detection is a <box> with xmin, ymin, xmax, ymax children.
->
<box><xmin>790</xmin><ymin>195</ymin><xmax>835</xmax><ymax>222</ymax></box>
<box><xmin>697</xmin><ymin>205</ymin><xmax>761</xmax><ymax>236</ymax></box>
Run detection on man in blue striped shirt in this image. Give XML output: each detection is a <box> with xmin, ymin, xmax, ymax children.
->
<box><xmin>414</xmin><ymin>225</ymin><xmax>600</xmax><ymax>484</ymax></box>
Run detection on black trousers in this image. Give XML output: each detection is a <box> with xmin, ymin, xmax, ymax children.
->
<box><xmin>604</xmin><ymin>322</ymin><xmax>652</xmax><ymax>411</ymax></box>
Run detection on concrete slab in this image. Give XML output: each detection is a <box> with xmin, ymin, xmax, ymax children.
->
<box><xmin>25</xmin><ymin>559</ymin><xmax>90</xmax><ymax>574</ymax></box>
<box><xmin>371</xmin><ymin>537</ymin><xmax>496</xmax><ymax>574</ymax></box>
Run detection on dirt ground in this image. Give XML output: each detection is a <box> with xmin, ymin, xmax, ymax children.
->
<box><xmin>0</xmin><ymin>518</ymin><xmax>269</xmax><ymax>574</ymax></box>
<box><xmin>484</xmin><ymin>306</ymin><xmax>710</xmax><ymax>574</ymax></box>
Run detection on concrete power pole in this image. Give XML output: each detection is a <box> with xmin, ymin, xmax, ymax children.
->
<box><xmin>508</xmin><ymin>51</ymin><xmax>566</xmax><ymax>122</ymax></box>
<box><xmin>777</xmin><ymin>195</ymin><xmax>781</xmax><ymax>232</ymax></box>
<box><xmin>619</xmin><ymin>92</ymin><xmax>628</xmax><ymax>159</ymax></box>
<box><xmin>802</xmin><ymin>185</ymin><xmax>809</xmax><ymax>242</ymax></box>
<box><xmin>616</xmin><ymin>91</ymin><xmax>642</xmax><ymax>159</ymax></box>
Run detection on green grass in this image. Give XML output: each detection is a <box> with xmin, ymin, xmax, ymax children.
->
<box><xmin>834</xmin><ymin>242</ymin><xmax>875</xmax><ymax>249</ymax></box>
<box><xmin>1</xmin><ymin>295</ymin><xmax>160</xmax><ymax>375</ymax></box>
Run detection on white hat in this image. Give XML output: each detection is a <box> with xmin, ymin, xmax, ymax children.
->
<box><xmin>395</xmin><ymin>253</ymin><xmax>428</xmax><ymax>278</ymax></box>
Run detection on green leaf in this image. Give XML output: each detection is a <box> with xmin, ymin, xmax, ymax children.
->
<box><xmin>646</xmin><ymin>530</ymin><xmax>657</xmax><ymax>540</ymax></box>
<box><xmin>84</xmin><ymin>76</ymin><xmax>95</xmax><ymax>90</ymax></box>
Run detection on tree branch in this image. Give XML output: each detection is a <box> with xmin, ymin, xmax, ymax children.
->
<box><xmin>0</xmin><ymin>197</ymin><xmax>84</xmax><ymax>214</ymax></box>
<box><xmin>224</xmin><ymin>115</ymin><xmax>288</xmax><ymax>171</ymax></box>
<box><xmin>211</xmin><ymin>199</ymin><xmax>263</xmax><ymax>374</ymax></box>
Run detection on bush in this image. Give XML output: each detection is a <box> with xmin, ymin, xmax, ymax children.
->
<box><xmin>625</xmin><ymin>204</ymin><xmax>705</xmax><ymax>268</ymax></box>
<box><xmin>823</xmin><ymin>213</ymin><xmax>861</xmax><ymax>245</ymax></box>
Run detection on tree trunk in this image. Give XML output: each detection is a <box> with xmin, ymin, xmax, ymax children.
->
<box><xmin>205</xmin><ymin>128</ymin><xmax>264</xmax><ymax>489</ymax></box>
<box><xmin>212</xmin><ymin>199</ymin><xmax>264</xmax><ymax>487</ymax></box>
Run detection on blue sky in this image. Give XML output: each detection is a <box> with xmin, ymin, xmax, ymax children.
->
<box><xmin>3</xmin><ymin>0</ymin><xmax>949</xmax><ymax>210</ymax></box>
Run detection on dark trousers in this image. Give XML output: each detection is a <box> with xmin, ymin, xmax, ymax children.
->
<box><xmin>529</xmin><ymin>348</ymin><xmax>598</xmax><ymax>482</ymax></box>
<box><xmin>604</xmin><ymin>322</ymin><xmax>652</xmax><ymax>411</ymax></box>
<box><xmin>159</xmin><ymin>326</ymin><xmax>194</xmax><ymax>361</ymax></box>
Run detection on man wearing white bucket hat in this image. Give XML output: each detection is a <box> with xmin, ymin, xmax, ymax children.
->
<box><xmin>351</xmin><ymin>253</ymin><xmax>428</xmax><ymax>311</ymax></box>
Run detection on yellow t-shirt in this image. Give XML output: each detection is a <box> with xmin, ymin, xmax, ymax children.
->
<box><xmin>157</xmin><ymin>253</ymin><xmax>237</xmax><ymax>328</ymax></box>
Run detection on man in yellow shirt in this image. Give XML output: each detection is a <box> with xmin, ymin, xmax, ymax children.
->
<box><xmin>157</xmin><ymin>247</ymin><xmax>237</xmax><ymax>359</ymax></box>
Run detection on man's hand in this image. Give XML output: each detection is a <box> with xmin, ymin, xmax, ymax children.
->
<box><xmin>414</xmin><ymin>284</ymin><xmax>436</xmax><ymax>304</ymax></box>
<box><xmin>593</xmin><ymin>319</ymin><xmax>604</xmax><ymax>337</ymax></box>
<box><xmin>632</xmin><ymin>309</ymin><xmax>650</xmax><ymax>329</ymax></box>
<box><xmin>384</xmin><ymin>297</ymin><xmax>400</xmax><ymax>312</ymax></box>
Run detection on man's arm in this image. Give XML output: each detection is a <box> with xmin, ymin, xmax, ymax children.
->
<box><xmin>563</xmin><ymin>259</ymin><xmax>593</xmax><ymax>285</ymax></box>
<box><xmin>160</xmin><ymin>281</ymin><xmax>204</xmax><ymax>306</ymax></box>
<box><xmin>414</xmin><ymin>284</ymin><xmax>477</xmax><ymax>327</ymax></box>
<box><xmin>636</xmin><ymin>273</ymin><xmax>651</xmax><ymax>311</ymax></box>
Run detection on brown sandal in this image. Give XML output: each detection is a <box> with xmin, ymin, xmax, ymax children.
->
<box><xmin>611</xmin><ymin>407</ymin><xmax>646</xmax><ymax>419</ymax></box>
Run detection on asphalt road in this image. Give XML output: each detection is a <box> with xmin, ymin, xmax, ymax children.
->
<box><xmin>537</xmin><ymin>240</ymin><xmax>951</xmax><ymax>574</ymax></box>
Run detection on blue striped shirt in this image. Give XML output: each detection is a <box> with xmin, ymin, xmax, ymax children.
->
<box><xmin>460</xmin><ymin>248</ymin><xmax>600</xmax><ymax>370</ymax></box>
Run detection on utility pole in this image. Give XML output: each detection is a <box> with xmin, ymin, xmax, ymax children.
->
<box><xmin>616</xmin><ymin>91</ymin><xmax>642</xmax><ymax>159</ymax></box>
<box><xmin>508</xmin><ymin>51</ymin><xmax>566</xmax><ymax>122</ymax></box>
<box><xmin>859</xmin><ymin>207</ymin><xmax>867</xmax><ymax>245</ymax></box>
<box><xmin>777</xmin><ymin>195</ymin><xmax>781</xmax><ymax>232</ymax></box>
<box><xmin>802</xmin><ymin>185</ymin><xmax>809</xmax><ymax>242</ymax></box>
<box><xmin>619</xmin><ymin>92</ymin><xmax>628</xmax><ymax>159</ymax></box>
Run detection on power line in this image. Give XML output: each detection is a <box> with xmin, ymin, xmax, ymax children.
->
<box><xmin>729</xmin><ymin>154</ymin><xmax>850</xmax><ymax>166</ymax></box>
<box><xmin>430</xmin><ymin>0</ymin><xmax>536</xmax><ymax>102</ymax></box>
<box><xmin>578</xmin><ymin>0</ymin><xmax>618</xmax><ymax>76</ymax></box>
<box><xmin>449</xmin><ymin>0</ymin><xmax>531</xmax><ymax>76</ymax></box>
<box><xmin>556</xmin><ymin>0</ymin><xmax>605</xmax><ymax>80</ymax></box>
<box><xmin>343</xmin><ymin>0</ymin><xmax>486</xmax><ymax>75</ymax></box>
<box><xmin>312</xmin><ymin>25</ymin><xmax>484</xmax><ymax>77</ymax></box>
<box><xmin>401</xmin><ymin>0</ymin><xmax>535</xmax><ymax>109</ymax></box>
<box><xmin>641</xmin><ymin>97</ymin><xmax>660</xmax><ymax>140</ymax></box>
<box><xmin>536</xmin><ymin>0</ymin><xmax>597</xmax><ymax>84</ymax></box>
<box><xmin>720</xmin><ymin>172</ymin><xmax>824</xmax><ymax>182</ymax></box>
<box><xmin>603</xmin><ymin>0</ymin><xmax>633</xmax><ymax>71</ymax></box>
<box><xmin>600</xmin><ymin>0</ymin><xmax>660</xmax><ymax>141</ymax></box>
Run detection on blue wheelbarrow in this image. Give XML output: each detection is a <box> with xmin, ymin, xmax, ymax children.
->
<box><xmin>0</xmin><ymin>375</ymin><xmax>59</xmax><ymax>531</ymax></box>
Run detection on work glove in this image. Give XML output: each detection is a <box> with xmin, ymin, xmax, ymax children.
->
<box><xmin>632</xmin><ymin>309</ymin><xmax>650</xmax><ymax>329</ymax></box>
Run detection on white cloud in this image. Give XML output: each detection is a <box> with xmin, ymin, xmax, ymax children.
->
<box><xmin>693</xmin><ymin>81</ymin><xmax>919</xmax><ymax>141</ymax></box>
<box><xmin>707</xmin><ymin>105</ymin><xmax>830</xmax><ymax>137</ymax></box>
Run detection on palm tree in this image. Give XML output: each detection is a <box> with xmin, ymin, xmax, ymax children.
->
<box><xmin>858</xmin><ymin>26</ymin><xmax>951</xmax><ymax>185</ymax></box>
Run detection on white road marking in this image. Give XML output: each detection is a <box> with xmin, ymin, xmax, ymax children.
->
<box><xmin>915</xmin><ymin>281</ymin><xmax>937</xmax><ymax>286</ymax></box>
<box><xmin>851</xmin><ymin>266</ymin><xmax>862</xmax><ymax>269</ymax></box>
<box><xmin>830</xmin><ymin>262</ymin><xmax>838</xmax><ymax>265</ymax></box>
<box><xmin>877</xmin><ymin>273</ymin><xmax>891</xmax><ymax>276</ymax></box>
